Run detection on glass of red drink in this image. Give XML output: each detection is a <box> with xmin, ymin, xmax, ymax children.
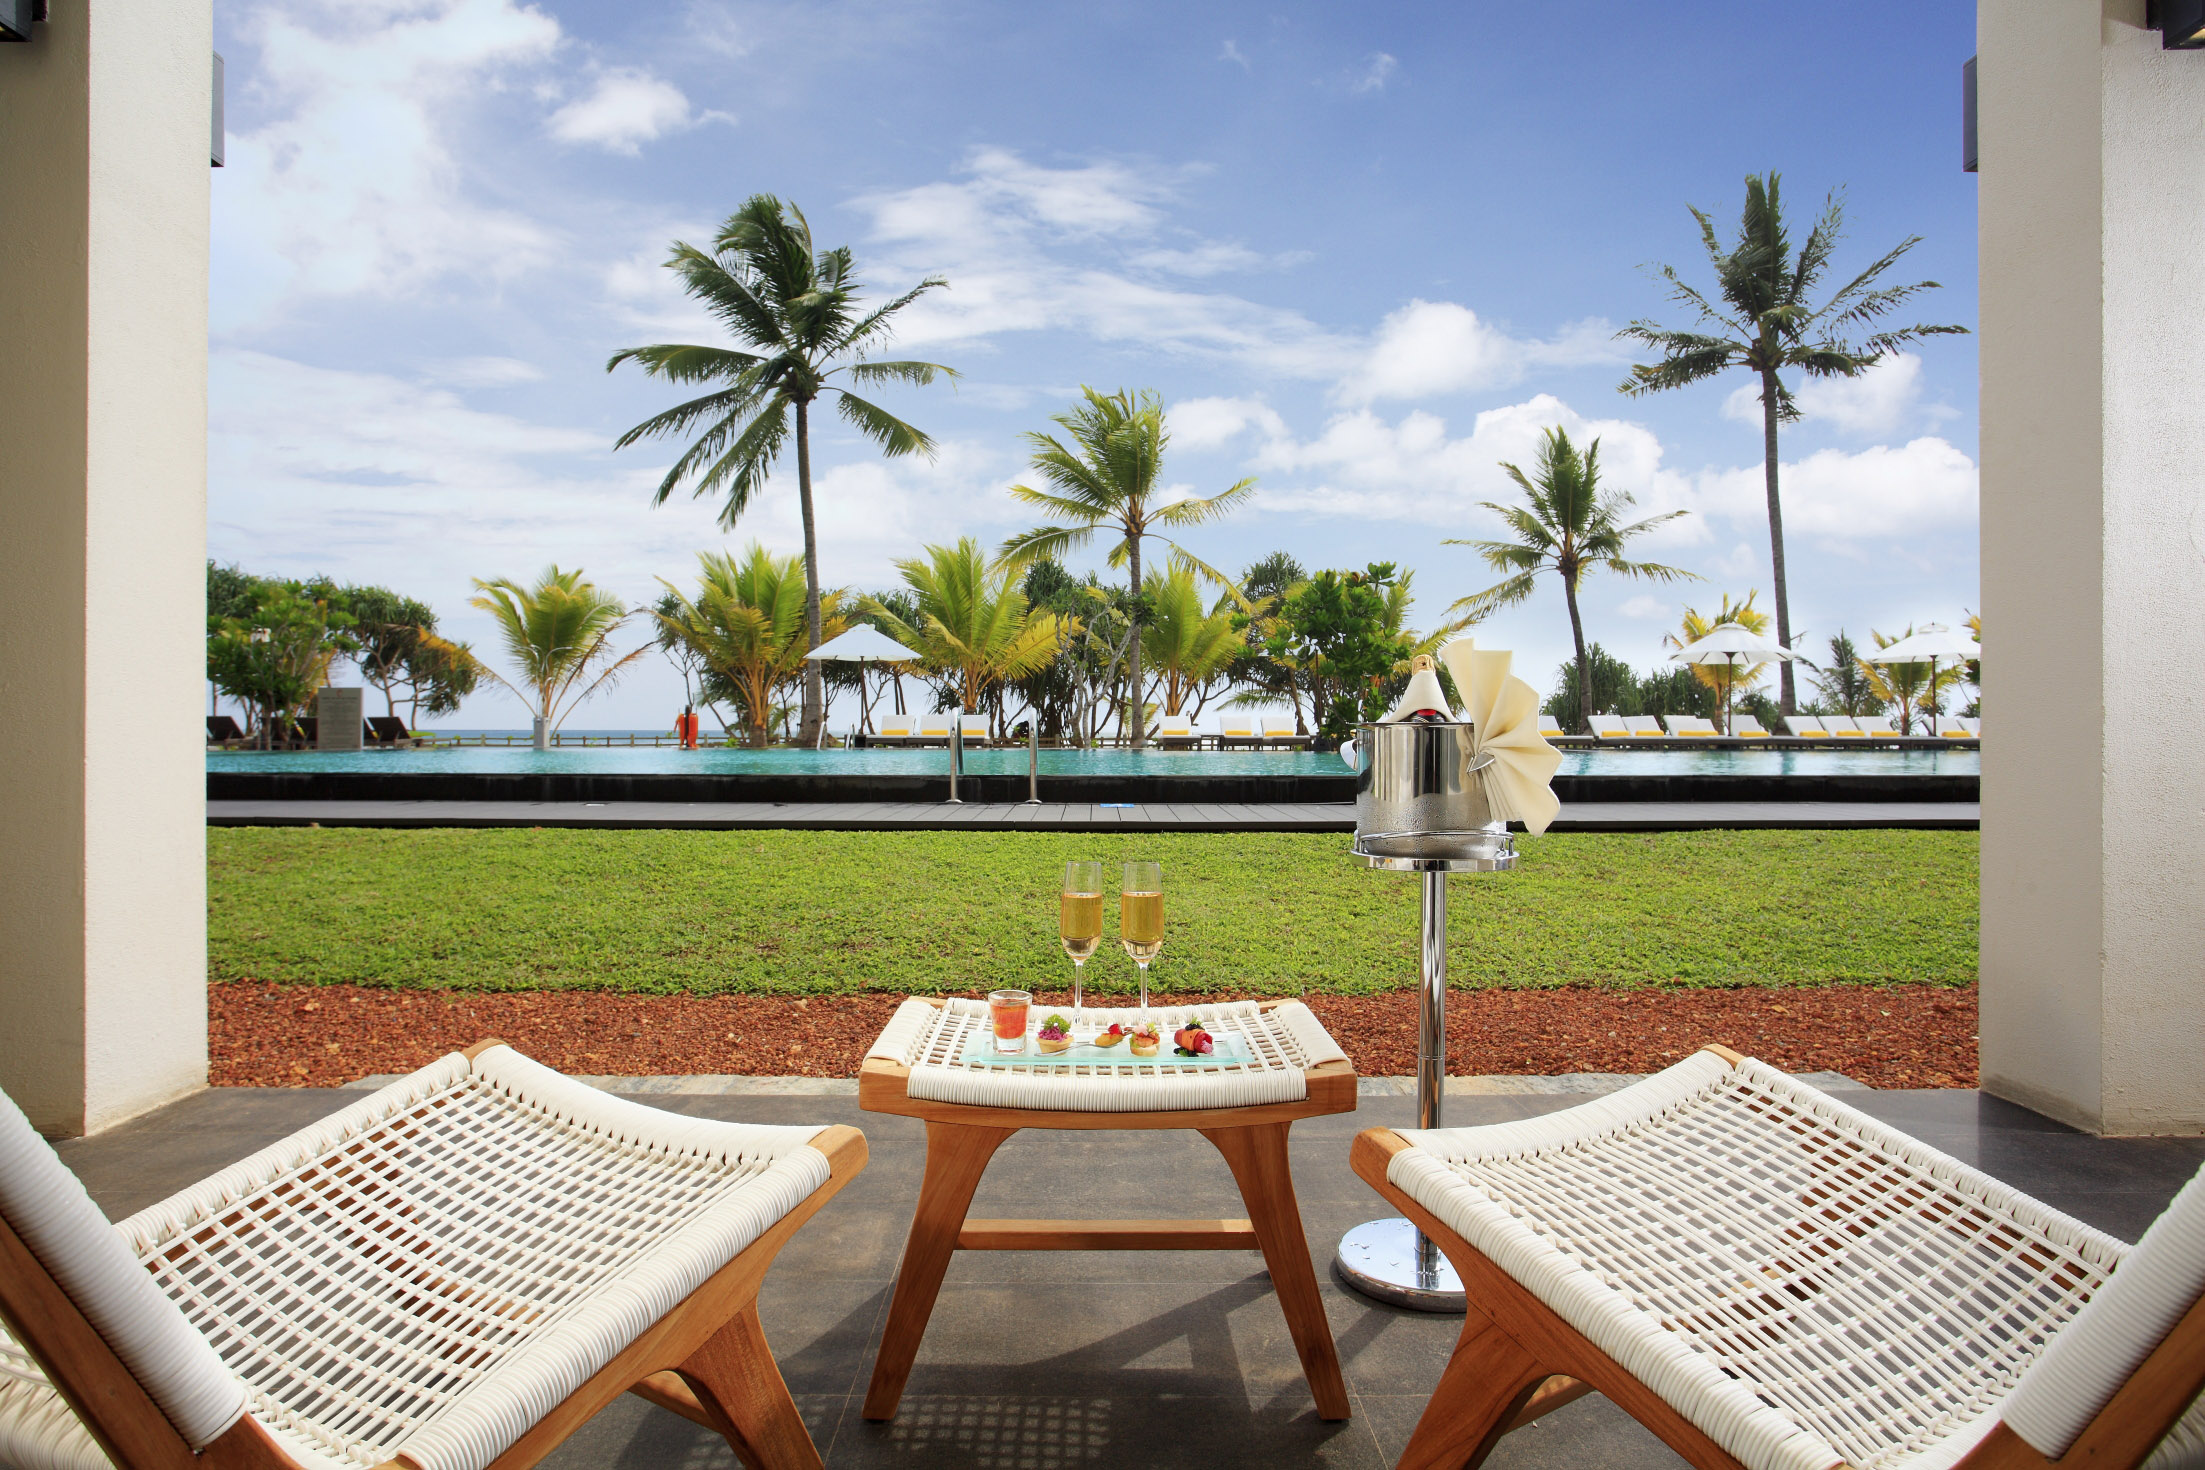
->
<box><xmin>988</xmin><ymin>989</ymin><xmax>1032</xmax><ymax>1053</ymax></box>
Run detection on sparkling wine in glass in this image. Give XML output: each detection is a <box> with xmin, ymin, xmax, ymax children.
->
<box><xmin>1060</xmin><ymin>861</ymin><xmax>1103</xmax><ymax>1037</ymax></box>
<box><xmin>1120</xmin><ymin>860</ymin><xmax>1164</xmax><ymax>1015</ymax></box>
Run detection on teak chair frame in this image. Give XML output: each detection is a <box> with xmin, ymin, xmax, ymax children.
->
<box><xmin>0</xmin><ymin>1039</ymin><xmax>867</xmax><ymax>1470</ymax></box>
<box><xmin>1349</xmin><ymin>1045</ymin><xmax>2205</xmax><ymax>1470</ymax></box>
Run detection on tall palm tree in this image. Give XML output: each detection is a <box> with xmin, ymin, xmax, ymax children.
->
<box><xmin>469</xmin><ymin>566</ymin><xmax>646</xmax><ymax>748</ymax></box>
<box><xmin>1140</xmin><ymin>566</ymin><xmax>1244</xmax><ymax>718</ymax></box>
<box><xmin>865</xmin><ymin>538</ymin><xmax>1065</xmax><ymax>720</ymax></box>
<box><xmin>607</xmin><ymin>194</ymin><xmax>958</xmax><ymax>744</ymax></box>
<box><xmin>656</xmin><ymin>545</ymin><xmax>850</xmax><ymax>748</ymax></box>
<box><xmin>997</xmin><ymin>388</ymin><xmax>1253</xmax><ymax>747</ymax></box>
<box><xmin>1446</xmin><ymin>426</ymin><xmax>1695</xmax><ymax>733</ymax></box>
<box><xmin>1617</xmin><ymin>173</ymin><xmax>1967</xmax><ymax>713</ymax></box>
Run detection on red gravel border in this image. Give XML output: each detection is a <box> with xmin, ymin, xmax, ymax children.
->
<box><xmin>212</xmin><ymin>983</ymin><xmax>1977</xmax><ymax>1090</ymax></box>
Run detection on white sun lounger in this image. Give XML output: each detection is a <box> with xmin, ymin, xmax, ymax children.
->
<box><xmin>1663</xmin><ymin>715</ymin><xmax>1720</xmax><ymax>737</ymax></box>
<box><xmin>1153</xmin><ymin>714</ymin><xmax>1197</xmax><ymax>747</ymax></box>
<box><xmin>1261</xmin><ymin>715</ymin><xmax>1310</xmax><ymax>748</ymax></box>
<box><xmin>1354</xmin><ymin>1047</ymin><xmax>2205</xmax><ymax>1470</ymax></box>
<box><xmin>956</xmin><ymin>713</ymin><xmax>990</xmax><ymax>745</ymax></box>
<box><xmin>1933</xmin><ymin>715</ymin><xmax>1973</xmax><ymax>737</ymax></box>
<box><xmin>1218</xmin><ymin>714</ymin><xmax>1260</xmax><ymax>747</ymax></box>
<box><xmin>1537</xmin><ymin>713</ymin><xmax>1568</xmax><ymax>740</ymax></box>
<box><xmin>0</xmin><ymin>1044</ymin><xmax>864</xmax><ymax>1470</ymax></box>
<box><xmin>1857</xmin><ymin>714</ymin><xmax>1898</xmax><ymax>736</ymax></box>
<box><xmin>1624</xmin><ymin>716</ymin><xmax>1668</xmax><ymax>738</ymax></box>
<box><xmin>873</xmin><ymin>716</ymin><xmax>916</xmax><ymax>745</ymax></box>
<box><xmin>1827</xmin><ymin>716</ymin><xmax>1867</xmax><ymax>736</ymax></box>
<box><xmin>1588</xmin><ymin>715</ymin><xmax>1631</xmax><ymax>740</ymax></box>
<box><xmin>1729</xmin><ymin>713</ymin><xmax>1771</xmax><ymax>737</ymax></box>
<box><xmin>1782</xmin><ymin>715</ymin><xmax>1831</xmax><ymax>738</ymax></box>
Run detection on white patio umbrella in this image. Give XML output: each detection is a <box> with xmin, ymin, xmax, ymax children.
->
<box><xmin>806</xmin><ymin>626</ymin><xmax>923</xmax><ymax>747</ymax></box>
<box><xmin>1863</xmin><ymin>623</ymin><xmax>1979</xmax><ymax>735</ymax></box>
<box><xmin>1667</xmin><ymin>623</ymin><xmax>1800</xmax><ymax>735</ymax></box>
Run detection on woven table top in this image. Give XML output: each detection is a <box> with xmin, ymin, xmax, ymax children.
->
<box><xmin>863</xmin><ymin>998</ymin><xmax>1350</xmax><ymax>1113</ymax></box>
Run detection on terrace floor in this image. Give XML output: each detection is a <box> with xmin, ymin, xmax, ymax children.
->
<box><xmin>60</xmin><ymin>1083</ymin><xmax>2202</xmax><ymax>1468</ymax></box>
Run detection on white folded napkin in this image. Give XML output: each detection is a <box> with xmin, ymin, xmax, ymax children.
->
<box><xmin>1437</xmin><ymin>638</ymin><xmax>1564</xmax><ymax>835</ymax></box>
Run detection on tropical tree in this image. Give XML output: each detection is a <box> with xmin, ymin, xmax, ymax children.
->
<box><xmin>998</xmin><ymin>388</ymin><xmax>1253</xmax><ymax>747</ymax></box>
<box><xmin>337</xmin><ymin>583</ymin><xmax>482</xmax><ymax>723</ymax></box>
<box><xmin>1809</xmin><ymin>632</ymin><xmax>1887</xmax><ymax>719</ymax></box>
<box><xmin>468</xmin><ymin>566</ymin><xmax>645</xmax><ymax>747</ymax></box>
<box><xmin>865</xmin><ymin>538</ymin><xmax>1065</xmax><ymax>722</ymax></box>
<box><xmin>1618</xmin><ymin>173</ymin><xmax>1968</xmax><ymax>713</ymax></box>
<box><xmin>1860</xmin><ymin>627</ymin><xmax>1966</xmax><ymax>735</ymax></box>
<box><xmin>656</xmin><ymin>545</ymin><xmax>850</xmax><ymax>748</ymax></box>
<box><xmin>1665</xmin><ymin>591</ymin><xmax>1773</xmax><ymax>733</ymax></box>
<box><xmin>1225</xmin><ymin>552</ymin><xmax>1310</xmax><ymax>731</ymax></box>
<box><xmin>1544</xmin><ymin>643</ymin><xmax>1641</xmax><ymax>726</ymax></box>
<box><xmin>1140</xmin><ymin>566</ymin><xmax>1244</xmax><ymax>718</ymax></box>
<box><xmin>206</xmin><ymin>583</ymin><xmax>359</xmax><ymax>746</ymax></box>
<box><xmin>1446</xmin><ymin>426</ymin><xmax>1695</xmax><ymax>733</ymax></box>
<box><xmin>607</xmin><ymin>194</ymin><xmax>957</xmax><ymax>744</ymax></box>
<box><xmin>1264</xmin><ymin>564</ymin><xmax>1416</xmax><ymax>741</ymax></box>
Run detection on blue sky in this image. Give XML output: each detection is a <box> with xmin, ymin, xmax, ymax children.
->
<box><xmin>209</xmin><ymin>0</ymin><xmax>1980</xmax><ymax>728</ymax></box>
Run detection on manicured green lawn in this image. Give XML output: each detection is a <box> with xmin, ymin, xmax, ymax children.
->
<box><xmin>207</xmin><ymin>827</ymin><xmax>1976</xmax><ymax>997</ymax></box>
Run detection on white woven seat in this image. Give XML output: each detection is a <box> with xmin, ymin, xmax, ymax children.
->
<box><xmin>865</xmin><ymin>998</ymin><xmax>1347</xmax><ymax>1112</ymax></box>
<box><xmin>0</xmin><ymin>1044</ymin><xmax>864</xmax><ymax>1470</ymax></box>
<box><xmin>1359</xmin><ymin>1048</ymin><xmax>2205</xmax><ymax>1470</ymax></box>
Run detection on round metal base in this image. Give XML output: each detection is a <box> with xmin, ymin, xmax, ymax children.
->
<box><xmin>1332</xmin><ymin>1217</ymin><xmax>1466</xmax><ymax>1313</ymax></box>
<box><xmin>1351</xmin><ymin>835</ymin><xmax>1518</xmax><ymax>873</ymax></box>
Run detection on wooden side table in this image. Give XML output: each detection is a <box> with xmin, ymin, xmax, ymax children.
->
<box><xmin>856</xmin><ymin>997</ymin><xmax>1358</xmax><ymax>1422</ymax></box>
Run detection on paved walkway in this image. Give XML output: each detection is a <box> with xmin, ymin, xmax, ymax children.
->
<box><xmin>208</xmin><ymin>798</ymin><xmax>1979</xmax><ymax>831</ymax></box>
<box><xmin>55</xmin><ymin>1080</ymin><xmax>2203</xmax><ymax>1469</ymax></box>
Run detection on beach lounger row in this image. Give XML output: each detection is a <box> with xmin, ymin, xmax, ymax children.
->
<box><xmin>865</xmin><ymin>713</ymin><xmax>1315</xmax><ymax>748</ymax></box>
<box><xmin>1572</xmin><ymin>712</ymin><xmax>1979</xmax><ymax>740</ymax></box>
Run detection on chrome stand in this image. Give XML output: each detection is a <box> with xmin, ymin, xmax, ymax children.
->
<box><xmin>1335</xmin><ymin>838</ymin><xmax>1516</xmax><ymax>1313</ymax></box>
<box><xmin>1025</xmin><ymin>722</ymin><xmax>1042</xmax><ymax>804</ymax></box>
<box><xmin>946</xmin><ymin>726</ymin><xmax>963</xmax><ymax>804</ymax></box>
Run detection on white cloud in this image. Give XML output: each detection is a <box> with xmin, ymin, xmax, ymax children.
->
<box><xmin>1719</xmin><ymin>352</ymin><xmax>1948</xmax><ymax>438</ymax></box>
<box><xmin>1220</xmin><ymin>39</ymin><xmax>1250</xmax><ymax>70</ymax></box>
<box><xmin>1618</xmin><ymin>595</ymin><xmax>1670</xmax><ymax>620</ymax></box>
<box><xmin>1127</xmin><ymin>241</ymin><xmax>1297</xmax><ymax>277</ymax></box>
<box><xmin>425</xmin><ymin>355</ymin><xmax>545</xmax><ymax>386</ymax></box>
<box><xmin>547</xmin><ymin>67</ymin><xmax>706</xmax><ymax>154</ymax></box>
<box><xmin>1688</xmin><ymin>437</ymin><xmax>1978</xmax><ymax>542</ymax></box>
<box><xmin>1169</xmin><ymin>396</ymin><xmax>1287</xmax><ymax>451</ymax></box>
<box><xmin>1336</xmin><ymin>301</ymin><xmax>1626</xmax><ymax>404</ymax></box>
<box><xmin>212</xmin><ymin>0</ymin><xmax>563</xmax><ymax>328</ymax></box>
<box><xmin>1351</xmin><ymin>53</ymin><xmax>1398</xmax><ymax>94</ymax></box>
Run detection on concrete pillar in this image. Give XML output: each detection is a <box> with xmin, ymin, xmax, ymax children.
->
<box><xmin>1978</xmin><ymin>0</ymin><xmax>2205</xmax><ymax>1134</ymax></box>
<box><xmin>317</xmin><ymin>688</ymin><xmax>365</xmax><ymax>751</ymax></box>
<box><xmin>0</xmin><ymin>0</ymin><xmax>212</xmax><ymax>1135</ymax></box>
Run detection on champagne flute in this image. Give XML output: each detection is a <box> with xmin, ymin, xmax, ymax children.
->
<box><xmin>1060</xmin><ymin>860</ymin><xmax>1103</xmax><ymax>1038</ymax></box>
<box><xmin>1120</xmin><ymin>860</ymin><xmax>1164</xmax><ymax>1015</ymax></box>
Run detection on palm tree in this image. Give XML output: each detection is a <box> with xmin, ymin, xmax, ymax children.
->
<box><xmin>1860</xmin><ymin>627</ymin><xmax>1966</xmax><ymax>735</ymax></box>
<box><xmin>865</xmin><ymin>538</ymin><xmax>1065</xmax><ymax>721</ymax></box>
<box><xmin>469</xmin><ymin>567</ymin><xmax>646</xmax><ymax>748</ymax></box>
<box><xmin>656</xmin><ymin>545</ymin><xmax>850</xmax><ymax>748</ymax></box>
<box><xmin>997</xmin><ymin>388</ymin><xmax>1254</xmax><ymax>748</ymax></box>
<box><xmin>1140</xmin><ymin>566</ymin><xmax>1244</xmax><ymax>718</ymax></box>
<box><xmin>1618</xmin><ymin>173</ymin><xmax>1968</xmax><ymax>713</ymax></box>
<box><xmin>607</xmin><ymin>194</ymin><xmax>957</xmax><ymax>745</ymax></box>
<box><xmin>1446</xmin><ymin>426</ymin><xmax>1695</xmax><ymax>733</ymax></box>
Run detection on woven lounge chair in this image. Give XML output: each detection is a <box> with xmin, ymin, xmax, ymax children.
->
<box><xmin>1827</xmin><ymin>716</ymin><xmax>1867</xmax><ymax>737</ymax></box>
<box><xmin>206</xmin><ymin>715</ymin><xmax>246</xmax><ymax>746</ymax></box>
<box><xmin>0</xmin><ymin>1042</ymin><xmax>865</xmax><ymax>1470</ymax></box>
<box><xmin>365</xmin><ymin>716</ymin><xmax>412</xmax><ymax>747</ymax></box>
<box><xmin>1588</xmin><ymin>715</ymin><xmax>1631</xmax><ymax>740</ymax></box>
<box><xmin>1352</xmin><ymin>1046</ymin><xmax>2205</xmax><ymax>1470</ymax></box>
<box><xmin>1730</xmin><ymin>713</ymin><xmax>1771</xmax><ymax>737</ymax></box>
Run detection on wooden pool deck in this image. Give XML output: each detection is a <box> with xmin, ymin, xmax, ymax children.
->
<box><xmin>207</xmin><ymin>798</ymin><xmax>1980</xmax><ymax>832</ymax></box>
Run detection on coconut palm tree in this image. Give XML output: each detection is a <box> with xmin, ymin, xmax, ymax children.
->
<box><xmin>1446</xmin><ymin>426</ymin><xmax>1695</xmax><ymax>733</ymax></box>
<box><xmin>469</xmin><ymin>567</ymin><xmax>646</xmax><ymax>748</ymax></box>
<box><xmin>607</xmin><ymin>194</ymin><xmax>958</xmax><ymax>745</ymax></box>
<box><xmin>656</xmin><ymin>545</ymin><xmax>851</xmax><ymax>748</ymax></box>
<box><xmin>1618</xmin><ymin>173</ymin><xmax>1968</xmax><ymax>713</ymax></box>
<box><xmin>997</xmin><ymin>388</ymin><xmax>1254</xmax><ymax>748</ymax></box>
<box><xmin>1140</xmin><ymin>566</ymin><xmax>1244</xmax><ymax>718</ymax></box>
<box><xmin>865</xmin><ymin>538</ymin><xmax>1065</xmax><ymax>722</ymax></box>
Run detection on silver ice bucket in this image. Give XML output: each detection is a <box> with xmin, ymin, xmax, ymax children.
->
<box><xmin>1349</xmin><ymin>721</ymin><xmax>1508</xmax><ymax>861</ymax></box>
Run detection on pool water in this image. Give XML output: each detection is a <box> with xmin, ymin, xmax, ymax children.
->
<box><xmin>206</xmin><ymin>745</ymin><xmax>1977</xmax><ymax>777</ymax></box>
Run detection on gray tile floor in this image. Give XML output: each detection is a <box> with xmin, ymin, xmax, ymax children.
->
<box><xmin>58</xmin><ymin>1088</ymin><xmax>2202</xmax><ymax>1468</ymax></box>
<box><xmin>206</xmin><ymin>798</ymin><xmax>1979</xmax><ymax>832</ymax></box>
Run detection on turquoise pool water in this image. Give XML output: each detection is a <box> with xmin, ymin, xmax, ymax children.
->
<box><xmin>206</xmin><ymin>745</ymin><xmax>1978</xmax><ymax>777</ymax></box>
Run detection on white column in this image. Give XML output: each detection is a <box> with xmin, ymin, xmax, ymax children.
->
<box><xmin>0</xmin><ymin>0</ymin><xmax>212</xmax><ymax>1135</ymax></box>
<box><xmin>1978</xmin><ymin>0</ymin><xmax>2205</xmax><ymax>1134</ymax></box>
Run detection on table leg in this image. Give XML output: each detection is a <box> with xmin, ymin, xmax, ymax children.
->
<box><xmin>1201</xmin><ymin>1121</ymin><xmax>1352</xmax><ymax>1420</ymax></box>
<box><xmin>862</xmin><ymin>1119</ymin><xmax>1016</xmax><ymax>1420</ymax></box>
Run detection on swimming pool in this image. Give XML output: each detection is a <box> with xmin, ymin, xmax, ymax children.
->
<box><xmin>206</xmin><ymin>745</ymin><xmax>1978</xmax><ymax>777</ymax></box>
